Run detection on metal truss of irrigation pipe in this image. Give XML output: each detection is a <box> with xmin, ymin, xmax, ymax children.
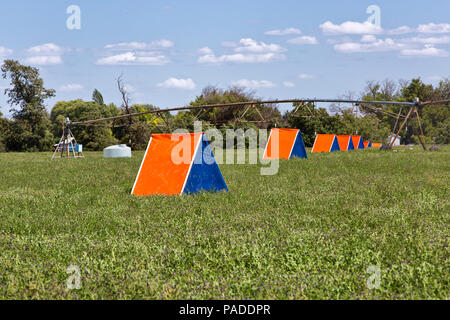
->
<box><xmin>69</xmin><ymin>98</ymin><xmax>449</xmax><ymax>150</ymax></box>
<box><xmin>70</xmin><ymin>99</ymin><xmax>422</xmax><ymax>126</ymax></box>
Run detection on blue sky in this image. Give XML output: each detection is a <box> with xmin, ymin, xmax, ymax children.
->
<box><xmin>0</xmin><ymin>0</ymin><xmax>449</xmax><ymax>117</ymax></box>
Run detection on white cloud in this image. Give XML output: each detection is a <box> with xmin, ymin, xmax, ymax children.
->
<box><xmin>157</xmin><ymin>77</ymin><xmax>196</xmax><ymax>90</ymax></box>
<box><xmin>59</xmin><ymin>84</ymin><xmax>83</xmax><ymax>92</ymax></box>
<box><xmin>417</xmin><ymin>23</ymin><xmax>450</xmax><ymax>34</ymax></box>
<box><xmin>27</xmin><ymin>43</ymin><xmax>64</xmax><ymax>55</ymax></box>
<box><xmin>400</xmin><ymin>45</ymin><xmax>448</xmax><ymax>57</ymax></box>
<box><xmin>96</xmin><ymin>52</ymin><xmax>170</xmax><ymax>65</ymax></box>
<box><xmin>0</xmin><ymin>46</ymin><xmax>13</xmax><ymax>57</ymax></box>
<box><xmin>326</xmin><ymin>37</ymin><xmax>352</xmax><ymax>45</ymax></box>
<box><xmin>322</xmin><ymin>22</ymin><xmax>450</xmax><ymax>58</ymax></box>
<box><xmin>360</xmin><ymin>35</ymin><xmax>377</xmax><ymax>43</ymax></box>
<box><xmin>24</xmin><ymin>43</ymin><xmax>65</xmax><ymax>65</ymax></box>
<box><xmin>333</xmin><ymin>38</ymin><xmax>405</xmax><ymax>53</ymax></box>
<box><xmin>234</xmin><ymin>38</ymin><xmax>286</xmax><ymax>53</ymax></box>
<box><xmin>24</xmin><ymin>55</ymin><xmax>62</xmax><ymax>65</ymax></box>
<box><xmin>320</xmin><ymin>21</ymin><xmax>383</xmax><ymax>35</ymax></box>
<box><xmin>197</xmin><ymin>38</ymin><xmax>286</xmax><ymax>65</ymax></box>
<box><xmin>231</xmin><ymin>79</ymin><xmax>276</xmax><ymax>88</ymax></box>
<box><xmin>387</xmin><ymin>26</ymin><xmax>414</xmax><ymax>35</ymax></box>
<box><xmin>298</xmin><ymin>74</ymin><xmax>316</xmax><ymax>79</ymax></box>
<box><xmin>283</xmin><ymin>81</ymin><xmax>295</xmax><ymax>87</ymax></box>
<box><xmin>198</xmin><ymin>52</ymin><xmax>285</xmax><ymax>64</ymax></box>
<box><xmin>386</xmin><ymin>23</ymin><xmax>450</xmax><ymax>35</ymax></box>
<box><xmin>403</xmin><ymin>36</ymin><xmax>450</xmax><ymax>45</ymax></box>
<box><xmin>99</xmin><ymin>39</ymin><xmax>174</xmax><ymax>66</ymax></box>
<box><xmin>198</xmin><ymin>47</ymin><xmax>214</xmax><ymax>55</ymax></box>
<box><xmin>104</xmin><ymin>40</ymin><xmax>174</xmax><ymax>50</ymax></box>
<box><xmin>265</xmin><ymin>28</ymin><xmax>301</xmax><ymax>36</ymax></box>
<box><xmin>329</xmin><ymin>33</ymin><xmax>449</xmax><ymax>57</ymax></box>
<box><xmin>287</xmin><ymin>36</ymin><xmax>318</xmax><ymax>45</ymax></box>
<box><xmin>334</xmin><ymin>43</ymin><xmax>363</xmax><ymax>53</ymax></box>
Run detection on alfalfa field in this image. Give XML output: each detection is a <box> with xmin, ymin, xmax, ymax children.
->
<box><xmin>0</xmin><ymin>146</ymin><xmax>448</xmax><ymax>299</ymax></box>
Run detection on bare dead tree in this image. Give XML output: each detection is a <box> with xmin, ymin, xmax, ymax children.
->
<box><xmin>117</xmin><ymin>74</ymin><xmax>133</xmax><ymax>144</ymax></box>
<box><xmin>380</xmin><ymin>79</ymin><xmax>397</xmax><ymax>100</ymax></box>
<box><xmin>364</xmin><ymin>80</ymin><xmax>380</xmax><ymax>99</ymax></box>
<box><xmin>329</xmin><ymin>91</ymin><xmax>357</xmax><ymax>114</ymax></box>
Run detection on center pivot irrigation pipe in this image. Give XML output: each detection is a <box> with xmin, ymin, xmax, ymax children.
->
<box><xmin>70</xmin><ymin>98</ymin><xmax>417</xmax><ymax>126</ymax></box>
<box><xmin>68</xmin><ymin>97</ymin><xmax>449</xmax><ymax>151</ymax></box>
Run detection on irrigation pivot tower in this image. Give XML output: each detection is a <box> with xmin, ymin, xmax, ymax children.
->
<box><xmin>51</xmin><ymin>117</ymin><xmax>85</xmax><ymax>159</ymax></box>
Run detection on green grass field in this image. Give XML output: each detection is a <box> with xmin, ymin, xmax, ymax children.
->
<box><xmin>0</xmin><ymin>146</ymin><xmax>448</xmax><ymax>299</ymax></box>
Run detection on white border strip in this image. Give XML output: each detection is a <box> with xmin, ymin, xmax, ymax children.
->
<box><xmin>311</xmin><ymin>134</ymin><xmax>318</xmax><ymax>153</ymax></box>
<box><xmin>288</xmin><ymin>130</ymin><xmax>300</xmax><ymax>159</ymax></box>
<box><xmin>329</xmin><ymin>135</ymin><xmax>336</xmax><ymax>152</ymax></box>
<box><xmin>180</xmin><ymin>133</ymin><xmax>203</xmax><ymax>195</ymax></box>
<box><xmin>131</xmin><ymin>136</ymin><xmax>153</xmax><ymax>195</ymax></box>
<box><xmin>262</xmin><ymin>128</ymin><xmax>273</xmax><ymax>159</ymax></box>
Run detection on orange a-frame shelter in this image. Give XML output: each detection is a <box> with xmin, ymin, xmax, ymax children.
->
<box><xmin>311</xmin><ymin>134</ymin><xmax>340</xmax><ymax>153</ymax></box>
<box><xmin>363</xmin><ymin>141</ymin><xmax>372</xmax><ymax>148</ymax></box>
<box><xmin>131</xmin><ymin>133</ymin><xmax>228</xmax><ymax>196</ymax></box>
<box><xmin>263</xmin><ymin>128</ymin><xmax>307</xmax><ymax>160</ymax></box>
<box><xmin>372</xmin><ymin>142</ymin><xmax>382</xmax><ymax>148</ymax></box>
<box><xmin>336</xmin><ymin>135</ymin><xmax>355</xmax><ymax>151</ymax></box>
<box><xmin>351</xmin><ymin>135</ymin><xmax>365</xmax><ymax>149</ymax></box>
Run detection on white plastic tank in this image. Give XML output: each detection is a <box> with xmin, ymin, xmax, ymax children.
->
<box><xmin>103</xmin><ymin>144</ymin><xmax>132</xmax><ymax>158</ymax></box>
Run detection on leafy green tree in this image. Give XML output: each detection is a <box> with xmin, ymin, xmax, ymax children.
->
<box><xmin>50</xmin><ymin>100</ymin><xmax>120</xmax><ymax>150</ymax></box>
<box><xmin>400</xmin><ymin>78</ymin><xmax>439</xmax><ymax>144</ymax></box>
<box><xmin>189</xmin><ymin>86</ymin><xmax>282</xmax><ymax>128</ymax></box>
<box><xmin>113</xmin><ymin>104</ymin><xmax>167</xmax><ymax>150</ymax></box>
<box><xmin>353</xmin><ymin>115</ymin><xmax>391</xmax><ymax>143</ymax></box>
<box><xmin>0</xmin><ymin>111</ymin><xmax>9</xmax><ymax>152</ymax></box>
<box><xmin>284</xmin><ymin>103</ymin><xmax>342</xmax><ymax>146</ymax></box>
<box><xmin>360</xmin><ymin>79</ymin><xmax>405</xmax><ymax>130</ymax></box>
<box><xmin>427</xmin><ymin>79</ymin><xmax>450</xmax><ymax>144</ymax></box>
<box><xmin>428</xmin><ymin>117</ymin><xmax>450</xmax><ymax>144</ymax></box>
<box><xmin>92</xmin><ymin>89</ymin><xmax>105</xmax><ymax>106</ymax></box>
<box><xmin>401</xmin><ymin>78</ymin><xmax>434</xmax><ymax>102</ymax></box>
<box><xmin>1</xmin><ymin>60</ymin><xmax>55</xmax><ymax>151</ymax></box>
<box><xmin>359</xmin><ymin>77</ymin><xmax>449</xmax><ymax>145</ymax></box>
<box><xmin>433</xmin><ymin>78</ymin><xmax>450</xmax><ymax>100</ymax></box>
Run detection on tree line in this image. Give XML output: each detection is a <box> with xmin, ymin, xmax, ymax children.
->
<box><xmin>0</xmin><ymin>60</ymin><xmax>448</xmax><ymax>152</ymax></box>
